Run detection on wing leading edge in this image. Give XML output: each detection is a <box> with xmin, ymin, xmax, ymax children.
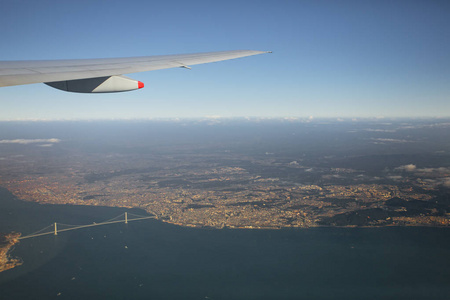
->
<box><xmin>0</xmin><ymin>50</ymin><xmax>270</xmax><ymax>92</ymax></box>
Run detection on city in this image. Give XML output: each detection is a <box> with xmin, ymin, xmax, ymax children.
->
<box><xmin>1</xmin><ymin>122</ymin><xmax>449</xmax><ymax>230</ymax></box>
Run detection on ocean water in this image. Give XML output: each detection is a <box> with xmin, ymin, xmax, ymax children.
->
<box><xmin>0</xmin><ymin>189</ymin><xmax>450</xmax><ymax>300</ymax></box>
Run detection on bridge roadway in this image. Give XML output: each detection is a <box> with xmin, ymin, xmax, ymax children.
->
<box><xmin>18</xmin><ymin>212</ymin><xmax>155</xmax><ymax>240</ymax></box>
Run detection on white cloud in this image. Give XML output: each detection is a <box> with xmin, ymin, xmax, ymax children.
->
<box><xmin>395</xmin><ymin>164</ymin><xmax>417</xmax><ymax>172</ymax></box>
<box><xmin>421</xmin><ymin>177</ymin><xmax>450</xmax><ymax>188</ymax></box>
<box><xmin>0</xmin><ymin>138</ymin><xmax>61</xmax><ymax>145</ymax></box>
<box><xmin>371</xmin><ymin>138</ymin><xmax>410</xmax><ymax>143</ymax></box>
<box><xmin>442</xmin><ymin>178</ymin><xmax>450</xmax><ymax>187</ymax></box>
<box><xmin>364</xmin><ymin>129</ymin><xmax>397</xmax><ymax>132</ymax></box>
<box><xmin>393</xmin><ymin>165</ymin><xmax>450</xmax><ymax>188</ymax></box>
<box><xmin>416</xmin><ymin>167</ymin><xmax>450</xmax><ymax>174</ymax></box>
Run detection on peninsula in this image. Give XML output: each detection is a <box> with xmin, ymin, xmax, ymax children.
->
<box><xmin>0</xmin><ymin>232</ymin><xmax>22</xmax><ymax>273</ymax></box>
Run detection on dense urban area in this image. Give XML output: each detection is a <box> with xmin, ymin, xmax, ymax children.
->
<box><xmin>1</xmin><ymin>120</ymin><xmax>450</xmax><ymax>271</ymax></box>
<box><xmin>1</xmin><ymin>125</ymin><xmax>449</xmax><ymax>229</ymax></box>
<box><xmin>0</xmin><ymin>233</ymin><xmax>21</xmax><ymax>272</ymax></box>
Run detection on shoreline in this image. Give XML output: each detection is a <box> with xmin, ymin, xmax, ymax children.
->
<box><xmin>158</xmin><ymin>218</ymin><xmax>450</xmax><ymax>230</ymax></box>
<box><xmin>0</xmin><ymin>232</ymin><xmax>22</xmax><ymax>273</ymax></box>
<box><xmin>1</xmin><ymin>196</ymin><xmax>448</xmax><ymax>274</ymax></box>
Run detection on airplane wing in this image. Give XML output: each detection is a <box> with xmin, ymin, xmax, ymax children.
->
<box><xmin>0</xmin><ymin>50</ymin><xmax>270</xmax><ymax>93</ymax></box>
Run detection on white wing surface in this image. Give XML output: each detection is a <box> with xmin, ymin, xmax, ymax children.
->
<box><xmin>0</xmin><ymin>50</ymin><xmax>269</xmax><ymax>92</ymax></box>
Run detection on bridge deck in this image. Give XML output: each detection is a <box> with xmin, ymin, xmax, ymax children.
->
<box><xmin>19</xmin><ymin>214</ymin><xmax>155</xmax><ymax>240</ymax></box>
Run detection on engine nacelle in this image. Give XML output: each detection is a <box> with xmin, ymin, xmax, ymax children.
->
<box><xmin>45</xmin><ymin>75</ymin><xmax>144</xmax><ymax>93</ymax></box>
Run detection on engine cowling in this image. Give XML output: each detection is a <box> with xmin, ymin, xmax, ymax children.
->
<box><xmin>45</xmin><ymin>75</ymin><xmax>144</xmax><ymax>93</ymax></box>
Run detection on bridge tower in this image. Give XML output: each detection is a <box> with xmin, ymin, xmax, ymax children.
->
<box><xmin>54</xmin><ymin>222</ymin><xmax>58</xmax><ymax>235</ymax></box>
<box><xmin>125</xmin><ymin>212</ymin><xmax>128</xmax><ymax>224</ymax></box>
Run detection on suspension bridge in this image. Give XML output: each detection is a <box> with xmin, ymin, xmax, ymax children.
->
<box><xmin>18</xmin><ymin>212</ymin><xmax>155</xmax><ymax>240</ymax></box>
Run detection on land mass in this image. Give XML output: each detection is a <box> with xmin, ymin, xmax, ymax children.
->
<box><xmin>0</xmin><ymin>232</ymin><xmax>22</xmax><ymax>273</ymax></box>
<box><xmin>1</xmin><ymin>120</ymin><xmax>450</xmax><ymax>230</ymax></box>
<box><xmin>1</xmin><ymin>150</ymin><xmax>450</xmax><ymax>229</ymax></box>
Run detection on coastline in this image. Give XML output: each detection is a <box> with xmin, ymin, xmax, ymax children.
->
<box><xmin>0</xmin><ymin>232</ymin><xmax>22</xmax><ymax>273</ymax></box>
<box><xmin>0</xmin><ymin>194</ymin><xmax>449</xmax><ymax>275</ymax></box>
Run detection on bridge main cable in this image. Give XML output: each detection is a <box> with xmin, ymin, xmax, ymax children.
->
<box><xmin>18</xmin><ymin>213</ymin><xmax>155</xmax><ymax>240</ymax></box>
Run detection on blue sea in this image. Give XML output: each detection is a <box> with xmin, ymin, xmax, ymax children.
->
<box><xmin>0</xmin><ymin>188</ymin><xmax>449</xmax><ymax>300</ymax></box>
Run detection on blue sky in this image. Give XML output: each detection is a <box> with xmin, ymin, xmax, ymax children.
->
<box><xmin>1</xmin><ymin>0</ymin><xmax>450</xmax><ymax>120</ymax></box>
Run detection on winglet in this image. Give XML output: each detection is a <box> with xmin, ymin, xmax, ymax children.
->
<box><xmin>180</xmin><ymin>65</ymin><xmax>192</xmax><ymax>70</ymax></box>
<box><xmin>138</xmin><ymin>81</ymin><xmax>144</xmax><ymax>89</ymax></box>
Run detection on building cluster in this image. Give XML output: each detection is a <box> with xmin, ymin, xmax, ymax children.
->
<box><xmin>0</xmin><ymin>148</ymin><xmax>448</xmax><ymax>229</ymax></box>
<box><xmin>0</xmin><ymin>232</ymin><xmax>22</xmax><ymax>273</ymax></box>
